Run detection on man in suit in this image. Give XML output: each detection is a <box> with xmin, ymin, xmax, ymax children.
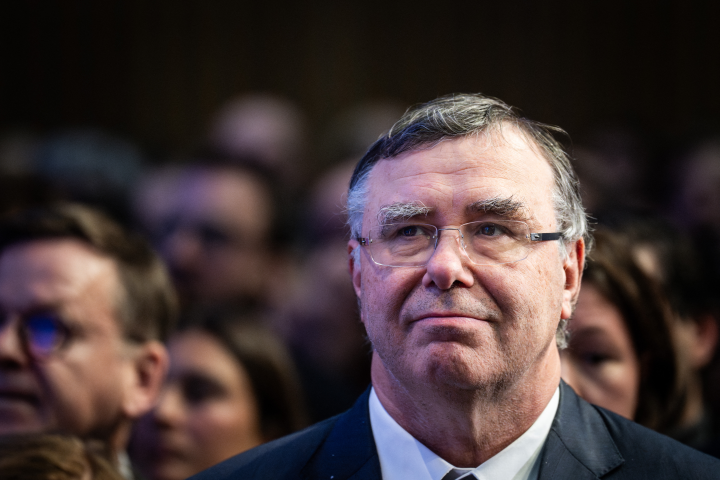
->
<box><xmin>0</xmin><ymin>204</ymin><xmax>176</xmax><ymax>479</ymax></box>
<box><xmin>192</xmin><ymin>94</ymin><xmax>720</xmax><ymax>479</ymax></box>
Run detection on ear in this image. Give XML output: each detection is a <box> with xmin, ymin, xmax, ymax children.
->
<box><xmin>348</xmin><ymin>239</ymin><xmax>362</xmax><ymax>299</ymax></box>
<box><xmin>121</xmin><ymin>341</ymin><xmax>169</xmax><ymax>420</ymax></box>
<box><xmin>684</xmin><ymin>313</ymin><xmax>719</xmax><ymax>369</ymax></box>
<box><xmin>560</xmin><ymin>238</ymin><xmax>585</xmax><ymax>320</ymax></box>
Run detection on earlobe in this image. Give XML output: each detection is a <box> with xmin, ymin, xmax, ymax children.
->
<box><xmin>560</xmin><ymin>239</ymin><xmax>585</xmax><ymax>320</ymax></box>
<box><xmin>122</xmin><ymin>341</ymin><xmax>169</xmax><ymax>419</ymax></box>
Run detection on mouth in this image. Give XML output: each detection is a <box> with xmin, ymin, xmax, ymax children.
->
<box><xmin>405</xmin><ymin>312</ymin><xmax>497</xmax><ymax>343</ymax></box>
<box><xmin>0</xmin><ymin>390</ymin><xmax>41</xmax><ymax>412</ymax></box>
<box><xmin>410</xmin><ymin>312</ymin><xmax>487</xmax><ymax>324</ymax></box>
<box><xmin>0</xmin><ymin>390</ymin><xmax>39</xmax><ymax>402</ymax></box>
<box><xmin>153</xmin><ymin>443</ymin><xmax>188</xmax><ymax>462</ymax></box>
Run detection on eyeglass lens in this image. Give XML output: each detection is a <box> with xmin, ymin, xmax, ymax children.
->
<box><xmin>365</xmin><ymin>221</ymin><xmax>533</xmax><ymax>267</ymax></box>
<box><xmin>24</xmin><ymin>313</ymin><xmax>67</xmax><ymax>356</ymax></box>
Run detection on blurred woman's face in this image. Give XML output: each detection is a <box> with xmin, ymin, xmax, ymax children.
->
<box><xmin>561</xmin><ymin>283</ymin><xmax>640</xmax><ymax>420</ymax></box>
<box><xmin>134</xmin><ymin>330</ymin><xmax>263</xmax><ymax>480</ymax></box>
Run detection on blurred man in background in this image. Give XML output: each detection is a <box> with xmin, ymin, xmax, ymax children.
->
<box><xmin>0</xmin><ymin>204</ymin><xmax>175</xmax><ymax>478</ymax></box>
<box><xmin>139</xmin><ymin>160</ymin><xmax>279</xmax><ymax>309</ymax></box>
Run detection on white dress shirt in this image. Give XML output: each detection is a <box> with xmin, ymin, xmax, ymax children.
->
<box><xmin>369</xmin><ymin>386</ymin><xmax>560</xmax><ymax>480</ymax></box>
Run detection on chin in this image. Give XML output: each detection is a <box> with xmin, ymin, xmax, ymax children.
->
<box><xmin>150</xmin><ymin>462</ymin><xmax>194</xmax><ymax>480</ymax></box>
<box><xmin>419</xmin><ymin>343</ymin><xmax>513</xmax><ymax>393</ymax></box>
<box><xmin>0</xmin><ymin>413</ymin><xmax>45</xmax><ymax>436</ymax></box>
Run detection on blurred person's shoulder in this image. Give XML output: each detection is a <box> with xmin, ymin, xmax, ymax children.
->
<box><xmin>550</xmin><ymin>382</ymin><xmax>720</xmax><ymax>479</ymax></box>
<box><xmin>188</xmin><ymin>389</ymin><xmax>379</xmax><ymax>480</ymax></box>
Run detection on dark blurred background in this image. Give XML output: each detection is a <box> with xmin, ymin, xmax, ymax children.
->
<box><xmin>2</xmin><ymin>1</ymin><xmax>719</xmax><ymax>159</ymax></box>
<box><xmin>3</xmin><ymin>0</ymin><xmax>720</xmax><ymax>439</ymax></box>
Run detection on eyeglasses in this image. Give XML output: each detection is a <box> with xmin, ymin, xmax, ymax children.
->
<box><xmin>357</xmin><ymin>220</ymin><xmax>562</xmax><ymax>268</ymax></box>
<box><xmin>0</xmin><ymin>312</ymin><xmax>72</xmax><ymax>358</ymax></box>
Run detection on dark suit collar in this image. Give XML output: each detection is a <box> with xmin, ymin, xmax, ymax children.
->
<box><xmin>301</xmin><ymin>387</ymin><xmax>382</xmax><ymax>480</ymax></box>
<box><xmin>300</xmin><ymin>382</ymin><xmax>625</xmax><ymax>479</ymax></box>
<box><xmin>538</xmin><ymin>381</ymin><xmax>624</xmax><ymax>479</ymax></box>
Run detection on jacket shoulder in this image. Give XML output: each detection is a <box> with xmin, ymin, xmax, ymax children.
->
<box><xmin>597</xmin><ymin>407</ymin><xmax>720</xmax><ymax>479</ymax></box>
<box><xmin>544</xmin><ymin>383</ymin><xmax>720</xmax><ymax>479</ymax></box>
<box><xmin>188</xmin><ymin>415</ymin><xmax>339</xmax><ymax>480</ymax></box>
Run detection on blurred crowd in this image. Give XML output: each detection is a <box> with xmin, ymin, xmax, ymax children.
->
<box><xmin>0</xmin><ymin>92</ymin><xmax>719</xmax><ymax>478</ymax></box>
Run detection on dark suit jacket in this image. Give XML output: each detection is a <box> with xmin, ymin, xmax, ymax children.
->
<box><xmin>191</xmin><ymin>382</ymin><xmax>720</xmax><ymax>479</ymax></box>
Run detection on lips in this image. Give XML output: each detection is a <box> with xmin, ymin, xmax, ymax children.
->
<box><xmin>0</xmin><ymin>377</ymin><xmax>41</xmax><ymax>406</ymax></box>
<box><xmin>0</xmin><ymin>389</ymin><xmax>40</xmax><ymax>407</ymax></box>
<box><xmin>408</xmin><ymin>311</ymin><xmax>491</xmax><ymax>325</ymax></box>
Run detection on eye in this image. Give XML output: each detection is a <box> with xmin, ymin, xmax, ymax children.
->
<box><xmin>181</xmin><ymin>374</ymin><xmax>226</xmax><ymax>405</ymax></box>
<box><xmin>399</xmin><ymin>225</ymin><xmax>421</xmax><ymax>237</ymax></box>
<box><xmin>24</xmin><ymin>312</ymin><xmax>69</xmax><ymax>356</ymax></box>
<box><xmin>198</xmin><ymin>223</ymin><xmax>234</xmax><ymax>248</ymax></box>
<box><xmin>380</xmin><ymin>224</ymin><xmax>432</xmax><ymax>240</ymax></box>
<box><xmin>470</xmin><ymin>222</ymin><xmax>508</xmax><ymax>238</ymax></box>
<box><xmin>581</xmin><ymin>352</ymin><xmax>612</xmax><ymax>366</ymax></box>
<box><xmin>479</xmin><ymin>223</ymin><xmax>506</xmax><ymax>237</ymax></box>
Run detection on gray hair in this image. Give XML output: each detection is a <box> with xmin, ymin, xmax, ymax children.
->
<box><xmin>346</xmin><ymin>93</ymin><xmax>591</xmax><ymax>348</ymax></box>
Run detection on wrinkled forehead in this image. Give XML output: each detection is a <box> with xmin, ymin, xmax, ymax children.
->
<box><xmin>363</xmin><ymin>128</ymin><xmax>557</xmax><ymax>224</ymax></box>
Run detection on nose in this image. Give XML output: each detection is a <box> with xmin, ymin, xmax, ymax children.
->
<box><xmin>153</xmin><ymin>384</ymin><xmax>186</xmax><ymax>428</ymax></box>
<box><xmin>163</xmin><ymin>228</ymin><xmax>203</xmax><ymax>272</ymax></box>
<box><xmin>0</xmin><ymin>316</ymin><xmax>29</xmax><ymax>368</ymax></box>
<box><xmin>422</xmin><ymin>229</ymin><xmax>474</xmax><ymax>290</ymax></box>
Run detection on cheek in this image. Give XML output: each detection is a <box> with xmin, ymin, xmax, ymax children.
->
<box><xmin>598</xmin><ymin>362</ymin><xmax>639</xmax><ymax>419</ymax></box>
<box><xmin>207</xmin><ymin>250</ymin><xmax>265</xmax><ymax>289</ymax></box>
<box><xmin>483</xmin><ymin>265</ymin><xmax>560</xmax><ymax>336</ymax></box>
<box><xmin>41</xmin><ymin>350</ymin><xmax>127</xmax><ymax>433</ymax></box>
<box><xmin>360</xmin><ymin>267</ymin><xmax>418</xmax><ymax>325</ymax></box>
<box><xmin>186</xmin><ymin>398</ymin><xmax>262</xmax><ymax>459</ymax></box>
<box><xmin>188</xmin><ymin>401</ymin><xmax>254</xmax><ymax>440</ymax></box>
<box><xmin>565</xmin><ymin>356</ymin><xmax>640</xmax><ymax>419</ymax></box>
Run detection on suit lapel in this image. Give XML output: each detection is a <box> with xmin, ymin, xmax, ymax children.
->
<box><xmin>299</xmin><ymin>383</ymin><xmax>624</xmax><ymax>479</ymax></box>
<box><xmin>301</xmin><ymin>388</ymin><xmax>382</xmax><ymax>480</ymax></box>
<box><xmin>538</xmin><ymin>382</ymin><xmax>624</xmax><ymax>479</ymax></box>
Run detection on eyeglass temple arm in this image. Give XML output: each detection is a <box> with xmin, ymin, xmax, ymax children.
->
<box><xmin>529</xmin><ymin>232</ymin><xmax>562</xmax><ymax>242</ymax></box>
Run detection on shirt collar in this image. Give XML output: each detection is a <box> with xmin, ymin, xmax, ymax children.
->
<box><xmin>369</xmin><ymin>386</ymin><xmax>560</xmax><ymax>480</ymax></box>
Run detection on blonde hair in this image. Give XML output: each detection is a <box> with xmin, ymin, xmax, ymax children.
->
<box><xmin>0</xmin><ymin>434</ymin><xmax>124</xmax><ymax>480</ymax></box>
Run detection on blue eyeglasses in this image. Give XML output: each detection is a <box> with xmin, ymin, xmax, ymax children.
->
<box><xmin>0</xmin><ymin>312</ymin><xmax>72</xmax><ymax>358</ymax></box>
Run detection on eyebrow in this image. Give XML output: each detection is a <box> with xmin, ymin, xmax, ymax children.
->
<box><xmin>466</xmin><ymin>196</ymin><xmax>529</xmax><ymax>221</ymax></box>
<box><xmin>377</xmin><ymin>202</ymin><xmax>432</xmax><ymax>225</ymax></box>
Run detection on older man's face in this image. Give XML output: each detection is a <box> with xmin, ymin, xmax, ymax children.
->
<box><xmin>349</xmin><ymin>130</ymin><xmax>581</xmax><ymax>394</ymax></box>
<box><xmin>0</xmin><ymin>239</ymin><xmax>136</xmax><ymax>438</ymax></box>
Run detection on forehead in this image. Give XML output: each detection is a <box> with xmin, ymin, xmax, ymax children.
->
<box><xmin>168</xmin><ymin>330</ymin><xmax>246</xmax><ymax>382</ymax></box>
<box><xmin>174</xmin><ymin>167</ymin><xmax>272</xmax><ymax>235</ymax></box>
<box><xmin>0</xmin><ymin>239</ymin><xmax>120</xmax><ymax>316</ymax></box>
<box><xmin>571</xmin><ymin>283</ymin><xmax>630</xmax><ymax>341</ymax></box>
<box><xmin>364</xmin><ymin>128</ymin><xmax>556</xmax><ymax>225</ymax></box>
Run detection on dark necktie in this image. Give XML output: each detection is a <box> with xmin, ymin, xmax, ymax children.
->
<box><xmin>442</xmin><ymin>469</ymin><xmax>477</xmax><ymax>480</ymax></box>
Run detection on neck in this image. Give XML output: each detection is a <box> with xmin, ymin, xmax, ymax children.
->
<box><xmin>371</xmin><ymin>349</ymin><xmax>560</xmax><ymax>467</ymax></box>
<box><xmin>679</xmin><ymin>374</ymin><xmax>706</xmax><ymax>428</ymax></box>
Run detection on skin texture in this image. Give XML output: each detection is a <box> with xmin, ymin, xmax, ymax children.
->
<box><xmin>348</xmin><ymin>130</ymin><xmax>584</xmax><ymax>467</ymax></box>
<box><xmin>133</xmin><ymin>331</ymin><xmax>263</xmax><ymax>480</ymax></box>
<box><xmin>159</xmin><ymin>167</ymin><xmax>273</xmax><ymax>304</ymax></box>
<box><xmin>561</xmin><ymin>283</ymin><xmax>640</xmax><ymax>420</ymax></box>
<box><xmin>0</xmin><ymin>239</ymin><xmax>167</xmax><ymax>458</ymax></box>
